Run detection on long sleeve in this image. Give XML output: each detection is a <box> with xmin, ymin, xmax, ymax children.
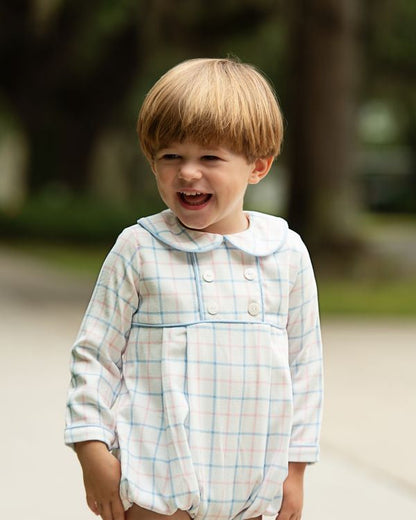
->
<box><xmin>64</xmin><ymin>228</ymin><xmax>140</xmax><ymax>449</ymax></box>
<box><xmin>286</xmin><ymin>238</ymin><xmax>323</xmax><ymax>463</ymax></box>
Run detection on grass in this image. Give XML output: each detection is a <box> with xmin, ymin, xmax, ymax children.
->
<box><xmin>8</xmin><ymin>240</ymin><xmax>109</xmax><ymax>278</ymax></box>
<box><xmin>315</xmin><ymin>212</ymin><xmax>416</xmax><ymax>316</ymax></box>
<box><xmin>318</xmin><ymin>277</ymin><xmax>416</xmax><ymax>317</ymax></box>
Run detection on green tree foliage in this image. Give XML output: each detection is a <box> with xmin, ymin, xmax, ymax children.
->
<box><xmin>0</xmin><ymin>0</ymin><xmax>142</xmax><ymax>193</ymax></box>
<box><xmin>362</xmin><ymin>0</ymin><xmax>416</xmax><ymax>214</ymax></box>
<box><xmin>364</xmin><ymin>0</ymin><xmax>416</xmax><ymax>83</ymax></box>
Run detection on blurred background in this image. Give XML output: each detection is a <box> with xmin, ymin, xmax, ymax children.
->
<box><xmin>0</xmin><ymin>0</ymin><xmax>415</xmax><ymax>519</ymax></box>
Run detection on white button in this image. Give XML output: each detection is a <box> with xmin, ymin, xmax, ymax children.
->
<box><xmin>244</xmin><ymin>268</ymin><xmax>256</xmax><ymax>281</ymax></box>
<box><xmin>248</xmin><ymin>301</ymin><xmax>260</xmax><ymax>316</ymax></box>
<box><xmin>207</xmin><ymin>302</ymin><xmax>219</xmax><ymax>315</ymax></box>
<box><xmin>203</xmin><ymin>270</ymin><xmax>214</xmax><ymax>282</ymax></box>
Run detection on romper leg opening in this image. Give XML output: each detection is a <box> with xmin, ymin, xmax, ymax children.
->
<box><xmin>126</xmin><ymin>504</ymin><xmax>191</xmax><ymax>520</ymax></box>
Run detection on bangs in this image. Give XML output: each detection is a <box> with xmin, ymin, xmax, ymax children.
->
<box><xmin>138</xmin><ymin>59</ymin><xmax>283</xmax><ymax>162</ymax></box>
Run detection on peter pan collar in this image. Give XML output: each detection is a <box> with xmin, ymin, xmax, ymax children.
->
<box><xmin>137</xmin><ymin>209</ymin><xmax>288</xmax><ymax>257</ymax></box>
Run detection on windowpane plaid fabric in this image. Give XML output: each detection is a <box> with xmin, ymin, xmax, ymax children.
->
<box><xmin>65</xmin><ymin>210</ymin><xmax>323</xmax><ymax>520</ymax></box>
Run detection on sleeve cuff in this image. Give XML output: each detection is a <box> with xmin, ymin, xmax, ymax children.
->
<box><xmin>289</xmin><ymin>444</ymin><xmax>320</xmax><ymax>463</ymax></box>
<box><xmin>64</xmin><ymin>424</ymin><xmax>116</xmax><ymax>451</ymax></box>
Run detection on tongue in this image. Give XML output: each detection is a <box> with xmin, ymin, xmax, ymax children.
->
<box><xmin>183</xmin><ymin>193</ymin><xmax>211</xmax><ymax>205</ymax></box>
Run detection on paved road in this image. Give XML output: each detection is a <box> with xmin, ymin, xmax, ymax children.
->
<box><xmin>1</xmin><ymin>247</ymin><xmax>415</xmax><ymax>519</ymax></box>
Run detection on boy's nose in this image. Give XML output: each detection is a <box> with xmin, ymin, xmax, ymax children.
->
<box><xmin>178</xmin><ymin>162</ymin><xmax>202</xmax><ymax>181</ymax></box>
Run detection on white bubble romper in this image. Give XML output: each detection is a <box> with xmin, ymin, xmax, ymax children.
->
<box><xmin>65</xmin><ymin>210</ymin><xmax>323</xmax><ymax>520</ymax></box>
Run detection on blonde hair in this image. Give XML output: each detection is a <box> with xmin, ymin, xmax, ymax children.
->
<box><xmin>137</xmin><ymin>58</ymin><xmax>283</xmax><ymax>163</ymax></box>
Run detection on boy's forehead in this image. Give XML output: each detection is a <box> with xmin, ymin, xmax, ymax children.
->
<box><xmin>159</xmin><ymin>140</ymin><xmax>222</xmax><ymax>150</ymax></box>
<box><xmin>156</xmin><ymin>140</ymin><xmax>242</xmax><ymax>155</ymax></box>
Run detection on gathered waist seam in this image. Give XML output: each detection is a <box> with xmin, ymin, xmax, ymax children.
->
<box><xmin>130</xmin><ymin>319</ymin><xmax>286</xmax><ymax>331</ymax></box>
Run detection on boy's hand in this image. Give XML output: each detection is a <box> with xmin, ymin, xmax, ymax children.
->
<box><xmin>75</xmin><ymin>441</ymin><xmax>125</xmax><ymax>520</ymax></box>
<box><xmin>277</xmin><ymin>462</ymin><xmax>306</xmax><ymax>520</ymax></box>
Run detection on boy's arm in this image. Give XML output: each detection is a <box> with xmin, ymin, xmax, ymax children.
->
<box><xmin>281</xmin><ymin>237</ymin><xmax>323</xmax><ymax>517</ymax></box>
<box><xmin>286</xmin><ymin>238</ymin><xmax>323</xmax><ymax>464</ymax></box>
<box><xmin>75</xmin><ymin>441</ymin><xmax>125</xmax><ymax>520</ymax></box>
<box><xmin>278</xmin><ymin>462</ymin><xmax>307</xmax><ymax>520</ymax></box>
<box><xmin>65</xmin><ymin>228</ymin><xmax>140</xmax><ymax>449</ymax></box>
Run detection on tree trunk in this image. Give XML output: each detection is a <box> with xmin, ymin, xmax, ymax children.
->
<box><xmin>287</xmin><ymin>0</ymin><xmax>361</xmax><ymax>262</ymax></box>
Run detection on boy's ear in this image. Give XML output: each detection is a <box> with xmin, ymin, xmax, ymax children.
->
<box><xmin>248</xmin><ymin>156</ymin><xmax>274</xmax><ymax>184</ymax></box>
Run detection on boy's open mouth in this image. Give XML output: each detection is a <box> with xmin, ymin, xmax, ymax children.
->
<box><xmin>178</xmin><ymin>192</ymin><xmax>212</xmax><ymax>207</ymax></box>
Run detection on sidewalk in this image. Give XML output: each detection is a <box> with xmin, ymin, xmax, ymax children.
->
<box><xmin>304</xmin><ymin>318</ymin><xmax>416</xmax><ymax>518</ymax></box>
<box><xmin>1</xmin><ymin>247</ymin><xmax>415</xmax><ymax>519</ymax></box>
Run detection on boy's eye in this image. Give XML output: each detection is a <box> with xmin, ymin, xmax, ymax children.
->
<box><xmin>162</xmin><ymin>154</ymin><xmax>180</xmax><ymax>160</ymax></box>
<box><xmin>202</xmin><ymin>155</ymin><xmax>220</xmax><ymax>161</ymax></box>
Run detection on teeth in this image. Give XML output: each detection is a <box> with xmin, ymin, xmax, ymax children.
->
<box><xmin>180</xmin><ymin>192</ymin><xmax>204</xmax><ymax>196</ymax></box>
